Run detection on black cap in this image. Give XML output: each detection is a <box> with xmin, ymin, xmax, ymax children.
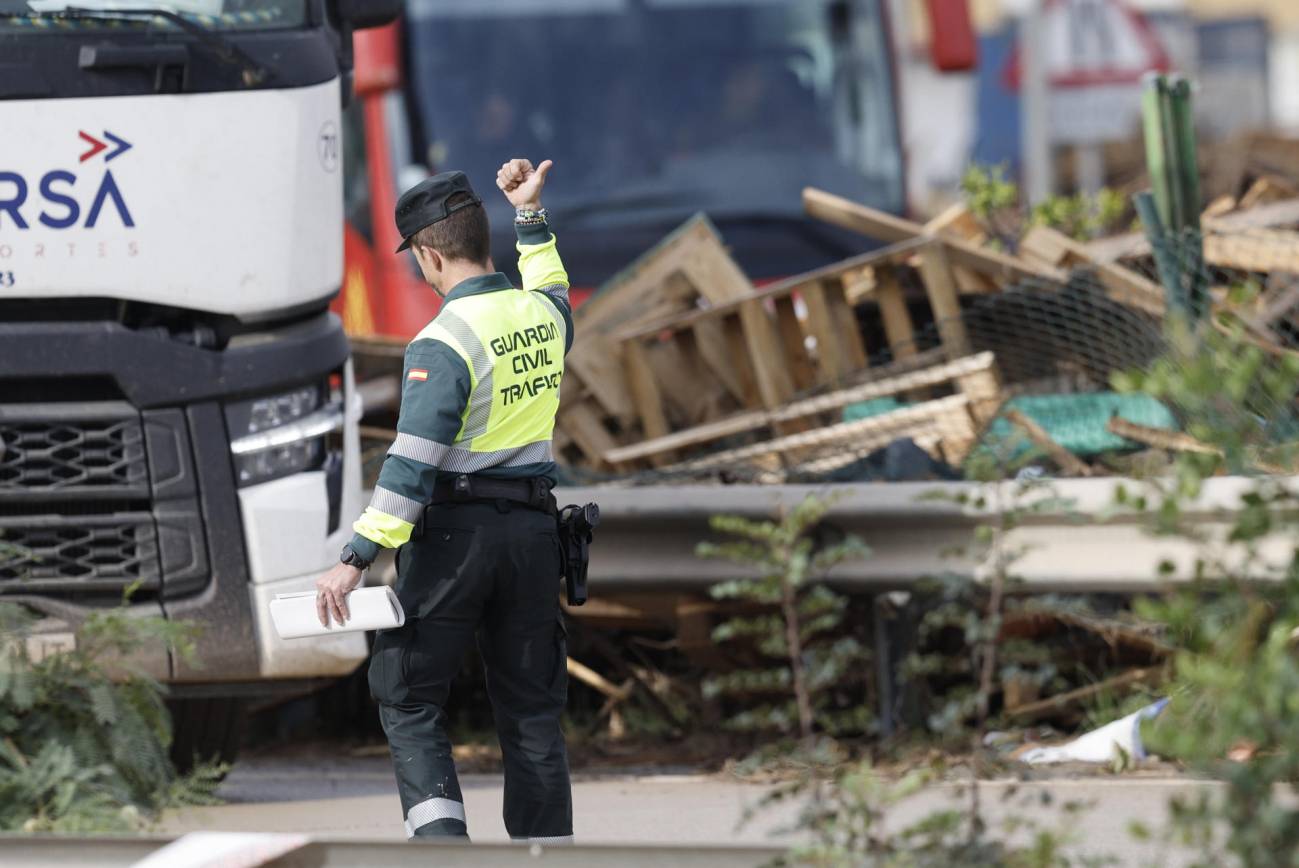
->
<box><xmin>394</xmin><ymin>171</ymin><xmax>482</xmax><ymax>253</ymax></box>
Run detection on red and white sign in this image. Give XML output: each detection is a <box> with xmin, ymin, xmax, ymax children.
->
<box><xmin>1005</xmin><ymin>0</ymin><xmax>1169</xmax><ymax>90</ymax></box>
<box><xmin>1004</xmin><ymin>0</ymin><xmax>1171</xmax><ymax>145</ymax></box>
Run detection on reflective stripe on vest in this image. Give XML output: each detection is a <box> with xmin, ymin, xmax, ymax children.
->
<box><xmin>398</xmin><ymin>288</ymin><xmax>565</xmax><ymax>468</ymax></box>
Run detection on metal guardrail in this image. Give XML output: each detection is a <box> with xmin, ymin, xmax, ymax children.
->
<box><xmin>556</xmin><ymin>476</ymin><xmax>1287</xmax><ymax>594</ymax></box>
<box><xmin>3</xmin><ymin>834</ymin><xmax>780</xmax><ymax>867</ymax></box>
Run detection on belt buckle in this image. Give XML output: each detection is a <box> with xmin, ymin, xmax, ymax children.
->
<box><xmin>453</xmin><ymin>475</ymin><xmax>473</xmax><ymax>501</ymax></box>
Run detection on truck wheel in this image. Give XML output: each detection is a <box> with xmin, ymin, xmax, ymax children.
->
<box><xmin>168</xmin><ymin>697</ymin><xmax>248</xmax><ymax>774</ymax></box>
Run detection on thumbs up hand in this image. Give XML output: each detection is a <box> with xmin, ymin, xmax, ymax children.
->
<box><xmin>496</xmin><ymin>158</ymin><xmax>553</xmax><ymax>211</ymax></box>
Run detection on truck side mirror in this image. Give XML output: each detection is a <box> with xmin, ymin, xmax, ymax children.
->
<box><xmin>333</xmin><ymin>0</ymin><xmax>403</xmax><ymax>30</ymax></box>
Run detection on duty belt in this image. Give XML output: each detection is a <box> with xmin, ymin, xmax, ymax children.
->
<box><xmin>429</xmin><ymin>474</ymin><xmax>556</xmax><ymax>513</ymax></box>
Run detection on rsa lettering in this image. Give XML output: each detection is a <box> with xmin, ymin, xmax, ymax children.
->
<box><xmin>0</xmin><ymin>170</ymin><xmax>134</xmax><ymax>229</ymax></box>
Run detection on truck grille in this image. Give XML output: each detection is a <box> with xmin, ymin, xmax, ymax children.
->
<box><xmin>0</xmin><ymin>414</ymin><xmax>147</xmax><ymax>493</ymax></box>
<box><xmin>0</xmin><ymin>402</ymin><xmax>206</xmax><ymax>601</ymax></box>
<box><xmin>0</xmin><ymin>514</ymin><xmax>159</xmax><ymax>595</ymax></box>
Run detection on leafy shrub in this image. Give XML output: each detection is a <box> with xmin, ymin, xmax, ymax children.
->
<box><xmin>1109</xmin><ymin>318</ymin><xmax>1299</xmax><ymax>865</ymax></box>
<box><xmin>697</xmin><ymin>495</ymin><xmax>870</xmax><ymax>742</ymax></box>
<box><xmin>0</xmin><ymin>596</ymin><xmax>224</xmax><ymax>832</ymax></box>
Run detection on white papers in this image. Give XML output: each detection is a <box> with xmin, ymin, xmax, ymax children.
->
<box><xmin>269</xmin><ymin>586</ymin><xmax>405</xmax><ymax>640</ymax></box>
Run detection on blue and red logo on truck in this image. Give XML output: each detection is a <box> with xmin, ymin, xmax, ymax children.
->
<box><xmin>0</xmin><ymin>130</ymin><xmax>135</xmax><ymax>230</ymax></box>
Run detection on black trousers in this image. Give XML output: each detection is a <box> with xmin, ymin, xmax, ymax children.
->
<box><xmin>367</xmin><ymin>500</ymin><xmax>572</xmax><ymax>840</ymax></box>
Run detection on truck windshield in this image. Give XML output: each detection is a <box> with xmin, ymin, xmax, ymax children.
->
<box><xmin>404</xmin><ymin>0</ymin><xmax>904</xmax><ymax>277</ymax></box>
<box><xmin>2</xmin><ymin>1</ymin><xmax>306</xmax><ymax>29</ymax></box>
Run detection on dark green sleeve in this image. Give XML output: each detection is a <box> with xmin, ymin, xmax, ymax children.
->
<box><xmin>348</xmin><ymin>339</ymin><xmax>471</xmax><ymax>560</ymax></box>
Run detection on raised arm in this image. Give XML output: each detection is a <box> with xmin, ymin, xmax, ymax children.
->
<box><xmin>498</xmin><ymin>158</ymin><xmax>574</xmax><ymax>355</ymax></box>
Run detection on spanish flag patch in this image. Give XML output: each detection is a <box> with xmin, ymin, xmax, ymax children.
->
<box><xmin>408</xmin><ymin>368</ymin><xmax>429</xmax><ymax>381</ymax></box>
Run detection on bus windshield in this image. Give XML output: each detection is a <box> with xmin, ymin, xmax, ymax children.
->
<box><xmin>6</xmin><ymin>1</ymin><xmax>307</xmax><ymax>29</ymax></box>
<box><xmin>404</xmin><ymin>0</ymin><xmax>904</xmax><ymax>281</ymax></box>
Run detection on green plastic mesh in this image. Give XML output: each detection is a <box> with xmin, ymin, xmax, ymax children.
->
<box><xmin>978</xmin><ymin>392</ymin><xmax>1177</xmax><ymax>458</ymax></box>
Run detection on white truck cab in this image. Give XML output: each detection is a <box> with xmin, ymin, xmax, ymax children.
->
<box><xmin>0</xmin><ymin>0</ymin><xmax>399</xmax><ymax>764</ymax></box>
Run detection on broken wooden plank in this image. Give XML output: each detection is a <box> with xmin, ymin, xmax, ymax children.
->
<box><xmin>924</xmin><ymin>201</ymin><xmax>986</xmax><ymax>243</ymax></box>
<box><xmin>802</xmin><ymin>279</ymin><xmax>855</xmax><ymax>385</ymax></box>
<box><xmin>1201</xmin><ymin>195</ymin><xmax>1237</xmax><ymax>220</ymax></box>
<box><xmin>874</xmin><ymin>266</ymin><xmax>918</xmax><ymax>361</ymax></box>
<box><xmin>622</xmin><ymin>339</ymin><xmax>674</xmax><ymax>463</ymax></box>
<box><xmin>575</xmin><ymin>214</ymin><xmax>741</xmax><ymax>334</ymax></box>
<box><xmin>603</xmin><ymin>352</ymin><xmax>996</xmax><ymax>464</ymax></box>
<box><xmin>825</xmin><ymin>275</ymin><xmax>869</xmax><ymax>369</ymax></box>
<box><xmin>773</xmin><ymin>294</ymin><xmax>818</xmax><ymax>391</ymax></box>
<box><xmin>652</xmin><ymin>331</ymin><xmax>728</xmax><ymax>426</ymax></box>
<box><xmin>1214</xmin><ymin>197</ymin><xmax>1299</xmax><ymax>232</ymax></box>
<box><xmin>916</xmin><ymin>242</ymin><xmax>971</xmax><ymax>357</ymax></box>
<box><xmin>1018</xmin><ymin>225</ymin><xmax>1074</xmax><ymax>268</ymax></box>
<box><xmin>567</xmin><ymin>656</ymin><xmax>632</xmax><ymax>703</ymax></box>
<box><xmin>1106</xmin><ymin>416</ymin><xmax>1219</xmax><ymax>457</ymax></box>
<box><xmin>802</xmin><ymin>187</ymin><xmax>1063</xmax><ymax>287</ymax></box>
<box><xmin>567</xmin><ymin>215</ymin><xmax>755</xmax><ymax>424</ymax></box>
<box><xmin>1106</xmin><ymin>416</ymin><xmax>1291</xmax><ymax>474</ymax></box>
<box><xmin>1000</xmin><ymin>608</ymin><xmax>1174</xmax><ymax>659</ymax></box>
<box><xmin>935</xmin><ymin>399</ymin><xmax>979</xmax><ymax>466</ymax></box>
<box><xmin>1006</xmin><ymin>409</ymin><xmax>1094</xmax><ymax>477</ymax></box>
<box><xmin>614</xmin><ymin>237</ymin><xmax>929</xmax><ymax>343</ymax></box>
<box><xmin>737</xmin><ymin>298</ymin><xmax>797</xmax><ymax>409</ymax></box>
<box><xmin>1088</xmin><ymin>197</ymin><xmax>1299</xmax><ymax>264</ymax></box>
<box><xmin>1006</xmin><ymin>667</ymin><xmax>1163</xmax><ymax>723</ymax></box>
<box><xmin>1239</xmin><ymin>175</ymin><xmax>1299</xmax><ymax>211</ymax></box>
<box><xmin>956</xmin><ymin>364</ymin><xmax>1004</xmax><ymax>427</ymax></box>
<box><xmin>558</xmin><ymin>402</ymin><xmax>623</xmax><ymax>469</ymax></box>
<box><xmin>1022</xmin><ymin>225</ymin><xmax>1166</xmax><ymax>317</ymax></box>
<box><xmin>692</xmin><ymin>317</ymin><xmax>749</xmax><ymax>403</ymax></box>
<box><xmin>1205</xmin><ymin>228</ymin><xmax>1299</xmax><ymax>274</ymax></box>
<box><xmin>722</xmin><ymin>314</ymin><xmax>761</xmax><ymax>407</ymax></box>
<box><xmin>565</xmin><ymin>336</ymin><xmax>636</xmax><ymax>424</ymax></box>
<box><xmin>802</xmin><ymin>186</ymin><xmax>926</xmax><ymax>244</ymax></box>
<box><xmin>664</xmin><ymin>394</ymin><xmax>973</xmax><ymax>474</ymax></box>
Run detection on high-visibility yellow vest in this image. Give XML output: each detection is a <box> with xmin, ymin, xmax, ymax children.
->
<box><xmin>397</xmin><ymin>282</ymin><xmax>567</xmax><ymax>472</ymax></box>
<box><xmin>349</xmin><ymin>227</ymin><xmax>571</xmax><ymax>559</ymax></box>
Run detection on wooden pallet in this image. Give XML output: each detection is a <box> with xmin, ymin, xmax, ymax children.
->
<box><xmin>555</xmin><ymin>214</ymin><xmax>760</xmax><ymax>468</ymax></box>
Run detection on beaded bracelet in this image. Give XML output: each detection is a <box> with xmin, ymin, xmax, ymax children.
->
<box><xmin>514</xmin><ymin>207</ymin><xmax>549</xmax><ymax>224</ymax></box>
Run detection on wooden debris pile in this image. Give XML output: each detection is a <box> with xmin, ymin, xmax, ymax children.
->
<box><xmin>349</xmin><ymin>139</ymin><xmax>1299</xmax><ymax>484</ymax></box>
<box><xmin>551</xmin><ymin>173</ymin><xmax>1299</xmax><ymax>481</ymax></box>
<box><xmin>552</xmin><ymin>194</ymin><xmax>1070</xmax><ymax>480</ymax></box>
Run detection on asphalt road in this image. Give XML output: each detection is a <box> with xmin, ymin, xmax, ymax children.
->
<box><xmin>159</xmin><ymin>754</ymin><xmax>1212</xmax><ymax>865</ymax></box>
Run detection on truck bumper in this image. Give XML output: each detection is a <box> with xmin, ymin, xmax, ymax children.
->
<box><xmin>248</xmin><ymin>572</ymin><xmax>369</xmax><ymax>679</ymax></box>
<box><xmin>1</xmin><ymin>310</ymin><xmax>366</xmax><ymax>689</ymax></box>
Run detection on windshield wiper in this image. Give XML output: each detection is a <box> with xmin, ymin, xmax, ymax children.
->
<box><xmin>32</xmin><ymin>6</ymin><xmax>270</xmax><ymax>86</ymax></box>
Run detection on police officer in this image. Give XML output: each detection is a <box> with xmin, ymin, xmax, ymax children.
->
<box><xmin>314</xmin><ymin>158</ymin><xmax>574</xmax><ymax>842</ymax></box>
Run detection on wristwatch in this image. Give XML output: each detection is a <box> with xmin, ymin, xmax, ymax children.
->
<box><xmin>339</xmin><ymin>543</ymin><xmax>371</xmax><ymax>570</ymax></box>
<box><xmin>514</xmin><ymin>207</ymin><xmax>548</xmax><ymax>224</ymax></box>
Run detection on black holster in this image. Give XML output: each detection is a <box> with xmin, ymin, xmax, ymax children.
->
<box><xmin>556</xmin><ymin>502</ymin><xmax>599</xmax><ymax>606</ymax></box>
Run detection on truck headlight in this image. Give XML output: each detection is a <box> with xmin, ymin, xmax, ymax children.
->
<box><xmin>226</xmin><ymin>383</ymin><xmax>344</xmax><ymax>487</ymax></box>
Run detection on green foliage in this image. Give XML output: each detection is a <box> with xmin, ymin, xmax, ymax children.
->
<box><xmin>1029</xmin><ymin>188</ymin><xmax>1128</xmax><ymax>242</ymax></box>
<box><xmin>1112</xmin><ymin>315</ymin><xmax>1299</xmax><ymax>478</ymax></box>
<box><xmin>697</xmin><ymin>495</ymin><xmax>870</xmax><ymax>741</ymax></box>
<box><xmin>961</xmin><ymin>164</ymin><xmax>1019</xmax><ymax>222</ymax></box>
<box><xmin>1111</xmin><ymin>321</ymin><xmax>1299</xmax><ymax>866</ymax></box>
<box><xmin>728</xmin><ymin>487</ymin><xmax>1093</xmax><ymax>866</ymax></box>
<box><xmin>959</xmin><ymin>162</ymin><xmax>1130</xmax><ymax>245</ymax></box>
<box><xmin>751</xmin><ymin>741</ymin><xmax>1095</xmax><ymax>868</ymax></box>
<box><xmin>0</xmin><ymin>596</ymin><xmax>224</xmax><ymax>833</ymax></box>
